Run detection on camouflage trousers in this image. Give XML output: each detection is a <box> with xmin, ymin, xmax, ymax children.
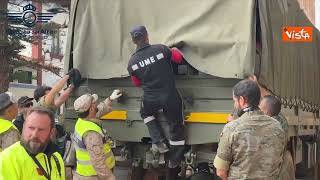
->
<box><xmin>279</xmin><ymin>150</ymin><xmax>295</xmax><ymax>180</ymax></box>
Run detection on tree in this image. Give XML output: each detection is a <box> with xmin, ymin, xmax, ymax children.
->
<box><xmin>0</xmin><ymin>1</ymin><xmax>62</xmax><ymax>93</ymax></box>
<box><xmin>0</xmin><ymin>0</ymin><xmax>9</xmax><ymax>93</ymax></box>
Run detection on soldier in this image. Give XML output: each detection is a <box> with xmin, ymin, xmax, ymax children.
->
<box><xmin>259</xmin><ymin>95</ymin><xmax>294</xmax><ymax>180</ymax></box>
<box><xmin>0</xmin><ymin>92</ymin><xmax>19</xmax><ymax>151</ymax></box>
<box><xmin>214</xmin><ymin>79</ymin><xmax>286</xmax><ymax>180</ymax></box>
<box><xmin>247</xmin><ymin>75</ymin><xmax>289</xmax><ymax>135</ymax></box>
<box><xmin>34</xmin><ymin>68</ymin><xmax>82</xmax><ymax>113</ymax></box>
<box><xmin>34</xmin><ymin>68</ymin><xmax>82</xmax><ymax>156</ymax></box>
<box><xmin>72</xmin><ymin>90</ymin><xmax>122</xmax><ymax>180</ymax></box>
<box><xmin>259</xmin><ymin>95</ymin><xmax>289</xmax><ymax>138</ymax></box>
<box><xmin>127</xmin><ymin>25</ymin><xmax>185</xmax><ymax>168</ymax></box>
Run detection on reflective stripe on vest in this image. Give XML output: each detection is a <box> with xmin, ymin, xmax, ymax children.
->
<box><xmin>74</xmin><ymin>118</ymin><xmax>115</xmax><ymax>176</ymax></box>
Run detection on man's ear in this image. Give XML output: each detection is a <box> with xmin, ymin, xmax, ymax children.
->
<box><xmin>89</xmin><ymin>105</ymin><xmax>95</xmax><ymax>114</ymax></box>
<box><xmin>248</xmin><ymin>74</ymin><xmax>257</xmax><ymax>82</ymax></box>
<box><xmin>239</xmin><ymin>96</ymin><xmax>245</xmax><ymax>106</ymax></box>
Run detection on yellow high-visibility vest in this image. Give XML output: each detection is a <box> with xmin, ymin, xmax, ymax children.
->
<box><xmin>74</xmin><ymin>118</ymin><xmax>115</xmax><ymax>176</ymax></box>
<box><xmin>0</xmin><ymin>117</ymin><xmax>17</xmax><ymax>151</ymax></box>
<box><xmin>0</xmin><ymin>141</ymin><xmax>65</xmax><ymax>180</ymax></box>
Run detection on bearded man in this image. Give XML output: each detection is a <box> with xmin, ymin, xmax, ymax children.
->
<box><xmin>0</xmin><ymin>106</ymin><xmax>65</xmax><ymax>180</ymax></box>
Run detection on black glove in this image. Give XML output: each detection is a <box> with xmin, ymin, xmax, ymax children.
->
<box><xmin>169</xmin><ymin>41</ymin><xmax>185</xmax><ymax>49</ymax></box>
<box><xmin>67</xmin><ymin>68</ymin><xmax>82</xmax><ymax>88</ymax></box>
<box><xmin>67</xmin><ymin>68</ymin><xmax>77</xmax><ymax>77</ymax></box>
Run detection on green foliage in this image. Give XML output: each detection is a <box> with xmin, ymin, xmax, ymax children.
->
<box><xmin>5</xmin><ymin>1</ymin><xmax>57</xmax><ymax>83</ymax></box>
<box><xmin>6</xmin><ymin>37</ymin><xmax>25</xmax><ymax>58</ymax></box>
<box><xmin>1</xmin><ymin>1</ymin><xmax>65</xmax><ymax>88</ymax></box>
<box><xmin>7</xmin><ymin>25</ymin><xmax>33</xmax><ymax>43</ymax></box>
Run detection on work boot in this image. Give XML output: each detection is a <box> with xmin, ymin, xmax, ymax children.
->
<box><xmin>167</xmin><ymin>166</ymin><xmax>180</xmax><ymax>180</ymax></box>
<box><xmin>151</xmin><ymin>142</ymin><xmax>169</xmax><ymax>153</ymax></box>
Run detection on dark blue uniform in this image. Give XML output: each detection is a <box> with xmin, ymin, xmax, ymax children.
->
<box><xmin>127</xmin><ymin>43</ymin><xmax>185</xmax><ymax>162</ymax></box>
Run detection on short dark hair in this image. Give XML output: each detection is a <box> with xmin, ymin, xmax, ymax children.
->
<box><xmin>233</xmin><ymin>79</ymin><xmax>261</xmax><ymax>108</ymax></box>
<box><xmin>34</xmin><ymin>86</ymin><xmax>52</xmax><ymax>102</ymax></box>
<box><xmin>78</xmin><ymin>110</ymin><xmax>90</xmax><ymax>118</ymax></box>
<box><xmin>132</xmin><ymin>35</ymin><xmax>147</xmax><ymax>45</ymax></box>
<box><xmin>18</xmin><ymin>96</ymin><xmax>34</xmax><ymax>108</ymax></box>
<box><xmin>261</xmin><ymin>95</ymin><xmax>281</xmax><ymax>116</ymax></box>
<box><xmin>27</xmin><ymin>106</ymin><xmax>55</xmax><ymax>128</ymax></box>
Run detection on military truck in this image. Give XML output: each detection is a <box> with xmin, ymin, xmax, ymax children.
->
<box><xmin>63</xmin><ymin>0</ymin><xmax>320</xmax><ymax>179</ymax></box>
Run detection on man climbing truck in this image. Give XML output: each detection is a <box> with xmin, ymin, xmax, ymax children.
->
<box><xmin>127</xmin><ymin>25</ymin><xmax>185</xmax><ymax>169</ymax></box>
<box><xmin>64</xmin><ymin>0</ymin><xmax>320</xmax><ymax>179</ymax></box>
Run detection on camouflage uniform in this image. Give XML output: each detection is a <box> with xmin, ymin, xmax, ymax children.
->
<box><xmin>273</xmin><ymin>113</ymin><xmax>289</xmax><ymax>140</ymax></box>
<box><xmin>214</xmin><ymin>110</ymin><xmax>286</xmax><ymax>180</ymax></box>
<box><xmin>38</xmin><ymin>95</ymin><xmax>58</xmax><ymax>113</ymax></box>
<box><xmin>273</xmin><ymin>113</ymin><xmax>295</xmax><ymax>180</ymax></box>
<box><xmin>0</xmin><ymin>93</ymin><xmax>20</xmax><ymax>150</ymax></box>
<box><xmin>73</xmin><ymin>97</ymin><xmax>115</xmax><ymax>180</ymax></box>
<box><xmin>0</xmin><ymin>126</ymin><xmax>20</xmax><ymax>150</ymax></box>
<box><xmin>278</xmin><ymin>151</ymin><xmax>295</xmax><ymax>180</ymax></box>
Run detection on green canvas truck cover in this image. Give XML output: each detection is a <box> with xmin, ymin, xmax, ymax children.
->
<box><xmin>258</xmin><ymin>0</ymin><xmax>320</xmax><ymax>110</ymax></box>
<box><xmin>64</xmin><ymin>0</ymin><xmax>320</xmax><ymax>109</ymax></box>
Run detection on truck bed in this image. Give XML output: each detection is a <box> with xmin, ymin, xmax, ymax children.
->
<box><xmin>64</xmin><ymin>76</ymin><xmax>239</xmax><ymax>144</ymax></box>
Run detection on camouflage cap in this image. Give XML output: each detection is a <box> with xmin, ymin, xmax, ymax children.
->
<box><xmin>0</xmin><ymin>92</ymin><xmax>17</xmax><ymax>111</ymax></box>
<box><xmin>74</xmin><ymin>93</ymin><xmax>98</xmax><ymax>113</ymax></box>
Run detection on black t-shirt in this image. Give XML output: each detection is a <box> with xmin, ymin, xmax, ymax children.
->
<box><xmin>128</xmin><ymin>44</ymin><xmax>176</xmax><ymax>100</ymax></box>
<box><xmin>13</xmin><ymin>114</ymin><xmax>24</xmax><ymax>133</ymax></box>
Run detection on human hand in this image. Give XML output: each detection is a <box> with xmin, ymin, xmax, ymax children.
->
<box><xmin>109</xmin><ymin>89</ymin><xmax>122</xmax><ymax>101</ymax></box>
